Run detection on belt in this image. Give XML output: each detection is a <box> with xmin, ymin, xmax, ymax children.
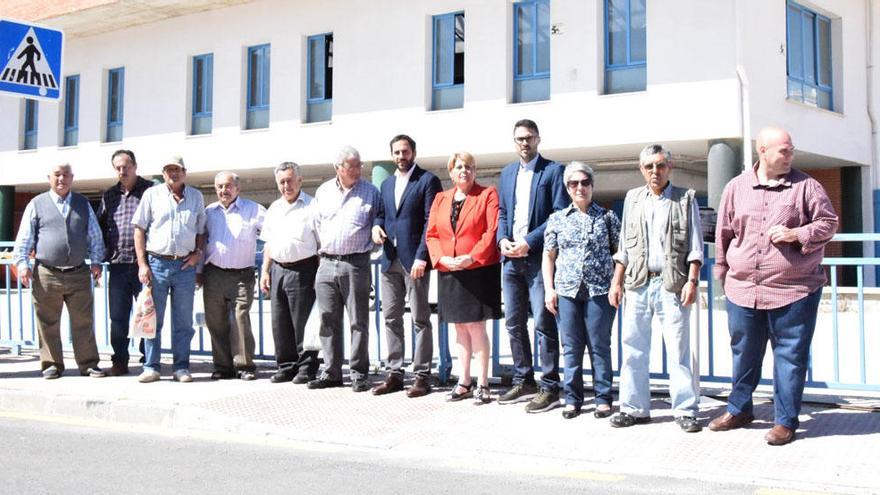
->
<box><xmin>42</xmin><ymin>264</ymin><xmax>84</xmax><ymax>273</ymax></box>
<box><xmin>148</xmin><ymin>251</ymin><xmax>188</xmax><ymax>261</ymax></box>
<box><xmin>319</xmin><ymin>252</ymin><xmax>369</xmax><ymax>262</ymax></box>
<box><xmin>276</xmin><ymin>255</ymin><xmax>318</xmax><ymax>270</ymax></box>
<box><xmin>647</xmin><ymin>271</ymin><xmax>662</xmax><ymax>279</ymax></box>
<box><xmin>206</xmin><ymin>264</ymin><xmax>253</xmax><ymax>274</ymax></box>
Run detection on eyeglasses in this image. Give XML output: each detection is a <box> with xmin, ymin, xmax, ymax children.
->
<box><xmin>641</xmin><ymin>161</ymin><xmax>668</xmax><ymax>171</ymax></box>
<box><xmin>513</xmin><ymin>135</ymin><xmax>538</xmax><ymax>144</ymax></box>
<box><xmin>566</xmin><ymin>179</ymin><xmax>593</xmax><ymax>189</ymax></box>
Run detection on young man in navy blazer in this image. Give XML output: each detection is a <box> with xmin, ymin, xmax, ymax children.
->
<box><xmin>496</xmin><ymin>119</ymin><xmax>568</xmax><ymax>412</ymax></box>
<box><xmin>372</xmin><ymin>135</ymin><xmax>443</xmax><ymax>397</ymax></box>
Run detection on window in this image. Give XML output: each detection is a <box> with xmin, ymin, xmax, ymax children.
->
<box><xmin>246</xmin><ymin>44</ymin><xmax>270</xmax><ymax>129</ymax></box>
<box><xmin>22</xmin><ymin>99</ymin><xmax>38</xmax><ymax>150</ymax></box>
<box><xmin>432</xmin><ymin>12</ymin><xmax>464</xmax><ymax>111</ymax></box>
<box><xmin>106</xmin><ymin>67</ymin><xmax>124</xmax><ymax>142</ymax></box>
<box><xmin>513</xmin><ymin>0</ymin><xmax>550</xmax><ymax>103</ymax></box>
<box><xmin>192</xmin><ymin>53</ymin><xmax>213</xmax><ymax>135</ymax></box>
<box><xmin>786</xmin><ymin>2</ymin><xmax>833</xmax><ymax>110</ymax></box>
<box><xmin>63</xmin><ymin>75</ymin><xmax>79</xmax><ymax>146</ymax></box>
<box><xmin>306</xmin><ymin>34</ymin><xmax>333</xmax><ymax>123</ymax></box>
<box><xmin>604</xmin><ymin>0</ymin><xmax>646</xmax><ymax>94</ymax></box>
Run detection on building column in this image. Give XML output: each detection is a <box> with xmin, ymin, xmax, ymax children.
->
<box><xmin>707</xmin><ymin>139</ymin><xmax>743</xmax><ymax>211</ymax></box>
<box><xmin>371</xmin><ymin>161</ymin><xmax>394</xmax><ymax>189</ymax></box>
<box><xmin>0</xmin><ymin>186</ymin><xmax>14</xmax><ymax>241</ymax></box>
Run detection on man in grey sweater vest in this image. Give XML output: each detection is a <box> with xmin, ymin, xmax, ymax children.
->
<box><xmin>13</xmin><ymin>163</ymin><xmax>106</xmax><ymax>379</ymax></box>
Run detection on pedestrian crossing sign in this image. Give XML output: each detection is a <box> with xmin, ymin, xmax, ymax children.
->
<box><xmin>0</xmin><ymin>18</ymin><xmax>64</xmax><ymax>101</ymax></box>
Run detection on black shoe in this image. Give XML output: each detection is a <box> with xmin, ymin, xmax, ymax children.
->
<box><xmin>497</xmin><ymin>382</ymin><xmax>538</xmax><ymax>405</ymax></box>
<box><xmin>292</xmin><ymin>374</ymin><xmax>315</xmax><ymax>385</ymax></box>
<box><xmin>238</xmin><ymin>370</ymin><xmax>257</xmax><ymax>381</ymax></box>
<box><xmin>525</xmin><ymin>389</ymin><xmax>560</xmax><ymax>413</ymax></box>
<box><xmin>307</xmin><ymin>375</ymin><xmax>343</xmax><ymax>390</ymax></box>
<box><xmin>675</xmin><ymin>416</ymin><xmax>702</xmax><ymax>433</ymax></box>
<box><xmin>270</xmin><ymin>371</ymin><xmax>294</xmax><ymax>383</ymax></box>
<box><xmin>352</xmin><ymin>378</ymin><xmax>371</xmax><ymax>393</ymax></box>
<box><xmin>593</xmin><ymin>405</ymin><xmax>613</xmax><ymax>418</ymax></box>
<box><xmin>610</xmin><ymin>412</ymin><xmax>651</xmax><ymax>428</ymax></box>
<box><xmin>211</xmin><ymin>370</ymin><xmax>235</xmax><ymax>380</ymax></box>
<box><xmin>84</xmin><ymin>367</ymin><xmax>106</xmax><ymax>378</ymax></box>
<box><xmin>42</xmin><ymin>365</ymin><xmax>61</xmax><ymax>380</ymax></box>
<box><xmin>562</xmin><ymin>406</ymin><xmax>581</xmax><ymax>419</ymax></box>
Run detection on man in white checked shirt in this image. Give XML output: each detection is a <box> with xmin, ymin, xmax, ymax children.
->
<box><xmin>198</xmin><ymin>171</ymin><xmax>265</xmax><ymax>381</ymax></box>
<box><xmin>308</xmin><ymin>145</ymin><xmax>381</xmax><ymax>392</ymax></box>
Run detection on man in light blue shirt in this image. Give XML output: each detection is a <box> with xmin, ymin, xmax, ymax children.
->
<box><xmin>13</xmin><ymin>163</ymin><xmax>106</xmax><ymax>379</ymax></box>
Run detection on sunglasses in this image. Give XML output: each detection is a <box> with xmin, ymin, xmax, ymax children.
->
<box><xmin>566</xmin><ymin>179</ymin><xmax>593</xmax><ymax>189</ymax></box>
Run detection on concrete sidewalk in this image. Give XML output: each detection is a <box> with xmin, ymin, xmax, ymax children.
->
<box><xmin>1</xmin><ymin>349</ymin><xmax>878</xmax><ymax>494</ymax></box>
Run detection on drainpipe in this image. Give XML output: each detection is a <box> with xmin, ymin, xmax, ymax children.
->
<box><xmin>737</xmin><ymin>65</ymin><xmax>751</xmax><ymax>171</ymax></box>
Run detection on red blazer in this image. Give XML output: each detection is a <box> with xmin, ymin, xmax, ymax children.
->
<box><xmin>426</xmin><ymin>183</ymin><xmax>500</xmax><ymax>272</ymax></box>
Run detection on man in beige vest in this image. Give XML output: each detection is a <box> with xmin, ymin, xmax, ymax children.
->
<box><xmin>607</xmin><ymin>144</ymin><xmax>703</xmax><ymax>432</ymax></box>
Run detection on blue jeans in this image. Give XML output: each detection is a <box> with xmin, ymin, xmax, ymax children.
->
<box><xmin>108</xmin><ymin>263</ymin><xmax>143</xmax><ymax>364</ymax></box>
<box><xmin>619</xmin><ymin>277</ymin><xmax>700</xmax><ymax>418</ymax></box>
<box><xmin>502</xmin><ymin>257</ymin><xmax>559</xmax><ymax>390</ymax></box>
<box><xmin>725</xmin><ymin>289</ymin><xmax>821</xmax><ymax>430</ymax></box>
<box><xmin>557</xmin><ymin>292</ymin><xmax>615</xmax><ymax>408</ymax></box>
<box><xmin>144</xmin><ymin>257</ymin><xmax>196</xmax><ymax>372</ymax></box>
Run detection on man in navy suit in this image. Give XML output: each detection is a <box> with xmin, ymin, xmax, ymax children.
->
<box><xmin>496</xmin><ymin>119</ymin><xmax>568</xmax><ymax>412</ymax></box>
<box><xmin>371</xmin><ymin>135</ymin><xmax>443</xmax><ymax>398</ymax></box>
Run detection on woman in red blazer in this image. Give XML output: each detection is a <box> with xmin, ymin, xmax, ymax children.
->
<box><xmin>426</xmin><ymin>152</ymin><xmax>501</xmax><ymax>405</ymax></box>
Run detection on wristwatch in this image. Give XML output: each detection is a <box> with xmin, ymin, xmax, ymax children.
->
<box><xmin>688</xmin><ymin>278</ymin><xmax>698</xmax><ymax>285</ymax></box>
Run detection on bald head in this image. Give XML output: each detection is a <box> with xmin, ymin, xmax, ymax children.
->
<box><xmin>756</xmin><ymin>126</ymin><xmax>795</xmax><ymax>181</ymax></box>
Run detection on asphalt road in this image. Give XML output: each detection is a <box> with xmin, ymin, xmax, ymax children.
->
<box><xmin>0</xmin><ymin>415</ymin><xmax>764</xmax><ymax>494</ymax></box>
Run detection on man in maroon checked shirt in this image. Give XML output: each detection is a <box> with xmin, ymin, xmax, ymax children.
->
<box><xmin>709</xmin><ymin>126</ymin><xmax>838</xmax><ymax>446</ymax></box>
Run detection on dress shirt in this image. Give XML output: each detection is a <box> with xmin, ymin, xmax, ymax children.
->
<box><xmin>131</xmin><ymin>183</ymin><xmax>206</xmax><ymax>257</ymax></box>
<box><xmin>201</xmin><ymin>197</ymin><xmax>266</xmax><ymax>271</ymax></box>
<box><xmin>13</xmin><ymin>191</ymin><xmax>105</xmax><ymax>271</ymax></box>
<box><xmin>313</xmin><ymin>178</ymin><xmax>380</xmax><ymax>255</ymax></box>
<box><xmin>394</xmin><ymin>165</ymin><xmax>415</xmax><ymax>211</ymax></box>
<box><xmin>714</xmin><ymin>165</ymin><xmax>838</xmax><ymax>310</ymax></box>
<box><xmin>544</xmin><ymin>203</ymin><xmax>621</xmax><ymax>298</ymax></box>
<box><xmin>512</xmin><ymin>155</ymin><xmax>538</xmax><ymax>242</ymax></box>
<box><xmin>613</xmin><ymin>183</ymin><xmax>703</xmax><ymax>269</ymax></box>
<box><xmin>99</xmin><ymin>176</ymin><xmax>153</xmax><ymax>264</ymax></box>
<box><xmin>260</xmin><ymin>193</ymin><xmax>320</xmax><ymax>263</ymax></box>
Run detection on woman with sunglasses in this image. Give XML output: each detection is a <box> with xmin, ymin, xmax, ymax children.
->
<box><xmin>542</xmin><ymin>161</ymin><xmax>620</xmax><ymax>419</ymax></box>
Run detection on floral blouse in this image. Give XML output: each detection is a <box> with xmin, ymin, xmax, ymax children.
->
<box><xmin>544</xmin><ymin>202</ymin><xmax>621</xmax><ymax>299</ymax></box>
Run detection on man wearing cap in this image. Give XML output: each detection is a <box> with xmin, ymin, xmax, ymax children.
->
<box><xmin>98</xmin><ymin>149</ymin><xmax>154</xmax><ymax>376</ymax></box>
<box><xmin>132</xmin><ymin>156</ymin><xmax>206</xmax><ymax>383</ymax></box>
<box><xmin>13</xmin><ymin>163</ymin><xmax>106</xmax><ymax>379</ymax></box>
<box><xmin>198</xmin><ymin>171</ymin><xmax>265</xmax><ymax>381</ymax></box>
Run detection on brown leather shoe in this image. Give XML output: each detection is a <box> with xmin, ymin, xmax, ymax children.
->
<box><xmin>371</xmin><ymin>374</ymin><xmax>404</xmax><ymax>395</ymax></box>
<box><xmin>108</xmin><ymin>362</ymin><xmax>129</xmax><ymax>376</ymax></box>
<box><xmin>406</xmin><ymin>376</ymin><xmax>432</xmax><ymax>398</ymax></box>
<box><xmin>708</xmin><ymin>411</ymin><xmax>755</xmax><ymax>431</ymax></box>
<box><xmin>764</xmin><ymin>425</ymin><xmax>795</xmax><ymax>446</ymax></box>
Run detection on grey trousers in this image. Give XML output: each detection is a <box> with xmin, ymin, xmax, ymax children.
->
<box><xmin>315</xmin><ymin>253</ymin><xmax>371</xmax><ymax>381</ymax></box>
<box><xmin>32</xmin><ymin>264</ymin><xmax>100</xmax><ymax>373</ymax></box>
<box><xmin>202</xmin><ymin>265</ymin><xmax>256</xmax><ymax>373</ymax></box>
<box><xmin>380</xmin><ymin>258</ymin><xmax>432</xmax><ymax>377</ymax></box>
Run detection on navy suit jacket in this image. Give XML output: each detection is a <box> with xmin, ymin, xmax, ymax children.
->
<box><xmin>496</xmin><ymin>154</ymin><xmax>567</xmax><ymax>261</ymax></box>
<box><xmin>375</xmin><ymin>164</ymin><xmax>443</xmax><ymax>272</ymax></box>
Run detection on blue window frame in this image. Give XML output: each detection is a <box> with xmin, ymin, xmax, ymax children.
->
<box><xmin>106</xmin><ymin>67</ymin><xmax>124</xmax><ymax>142</ymax></box>
<box><xmin>63</xmin><ymin>75</ymin><xmax>79</xmax><ymax>147</ymax></box>
<box><xmin>432</xmin><ymin>12</ymin><xmax>464</xmax><ymax>111</ymax></box>
<box><xmin>22</xmin><ymin>99</ymin><xmax>38</xmax><ymax>150</ymax></box>
<box><xmin>306</xmin><ymin>33</ymin><xmax>333</xmax><ymax>123</ymax></box>
<box><xmin>513</xmin><ymin>0</ymin><xmax>550</xmax><ymax>103</ymax></box>
<box><xmin>246</xmin><ymin>43</ymin><xmax>270</xmax><ymax>129</ymax></box>
<box><xmin>786</xmin><ymin>1</ymin><xmax>833</xmax><ymax>110</ymax></box>
<box><xmin>604</xmin><ymin>0</ymin><xmax>646</xmax><ymax>94</ymax></box>
<box><xmin>192</xmin><ymin>53</ymin><xmax>213</xmax><ymax>135</ymax></box>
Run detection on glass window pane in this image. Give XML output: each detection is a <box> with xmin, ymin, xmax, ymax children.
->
<box><xmin>454</xmin><ymin>14</ymin><xmax>465</xmax><ymax>85</ymax></box>
<box><xmin>817</xmin><ymin>89</ymin><xmax>832</xmax><ymax>110</ymax></box>
<box><xmin>630</xmin><ymin>0</ymin><xmax>646</xmax><ymax>63</ymax></box>
<box><xmin>324</xmin><ymin>36</ymin><xmax>333</xmax><ymax>99</ymax></box>
<box><xmin>607</xmin><ymin>0</ymin><xmax>628</xmax><ymax>66</ymax></box>
<box><xmin>536</xmin><ymin>2</ymin><xmax>550</xmax><ymax>74</ymax></box>
<box><xmin>261</xmin><ymin>46</ymin><xmax>270</xmax><ymax>106</ymax></box>
<box><xmin>309</xmin><ymin>38</ymin><xmax>325</xmax><ymax>98</ymax></box>
<box><xmin>434</xmin><ymin>16</ymin><xmax>453</xmax><ymax>85</ymax></box>
<box><xmin>802</xmin><ymin>12</ymin><xmax>815</xmax><ymax>84</ymax></box>
<box><xmin>516</xmin><ymin>4</ymin><xmax>534</xmax><ymax>76</ymax></box>
<box><xmin>818</xmin><ymin>18</ymin><xmax>831</xmax><ymax>86</ymax></box>
<box><xmin>205</xmin><ymin>56</ymin><xmax>213</xmax><ymax>113</ymax></box>
<box><xmin>513</xmin><ymin>76</ymin><xmax>549</xmax><ymax>103</ymax></box>
<box><xmin>64</xmin><ymin>78</ymin><xmax>77</xmax><ymax>128</ymax></box>
<box><xmin>432</xmin><ymin>85</ymin><xmax>464</xmax><ymax>111</ymax></box>
<box><xmin>786</xmin><ymin>6</ymin><xmax>803</xmax><ymax>78</ymax></box>
<box><xmin>249</xmin><ymin>50</ymin><xmax>260</xmax><ymax>106</ymax></box>
<box><xmin>194</xmin><ymin>59</ymin><xmax>205</xmax><ymax>113</ymax></box>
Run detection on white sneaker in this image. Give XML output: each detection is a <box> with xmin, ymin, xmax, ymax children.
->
<box><xmin>138</xmin><ymin>369</ymin><xmax>160</xmax><ymax>383</ymax></box>
<box><xmin>173</xmin><ymin>369</ymin><xmax>193</xmax><ymax>383</ymax></box>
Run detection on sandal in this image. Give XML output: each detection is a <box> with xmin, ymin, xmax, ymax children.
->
<box><xmin>473</xmin><ymin>385</ymin><xmax>491</xmax><ymax>405</ymax></box>
<box><xmin>447</xmin><ymin>382</ymin><xmax>474</xmax><ymax>402</ymax></box>
<box><xmin>562</xmin><ymin>405</ymin><xmax>581</xmax><ymax>419</ymax></box>
<box><xmin>593</xmin><ymin>404</ymin><xmax>612</xmax><ymax>418</ymax></box>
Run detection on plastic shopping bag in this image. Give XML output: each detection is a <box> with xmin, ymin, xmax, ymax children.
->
<box><xmin>130</xmin><ymin>287</ymin><xmax>157</xmax><ymax>339</ymax></box>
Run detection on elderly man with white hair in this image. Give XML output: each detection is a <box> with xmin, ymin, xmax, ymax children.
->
<box><xmin>308</xmin><ymin>146</ymin><xmax>381</xmax><ymax>392</ymax></box>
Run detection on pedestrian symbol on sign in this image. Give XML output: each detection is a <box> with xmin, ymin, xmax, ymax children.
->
<box><xmin>0</xmin><ymin>19</ymin><xmax>64</xmax><ymax>101</ymax></box>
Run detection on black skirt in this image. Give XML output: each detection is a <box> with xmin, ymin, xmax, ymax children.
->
<box><xmin>437</xmin><ymin>263</ymin><xmax>502</xmax><ymax>323</ymax></box>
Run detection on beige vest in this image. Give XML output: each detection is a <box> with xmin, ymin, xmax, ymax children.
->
<box><xmin>621</xmin><ymin>185</ymin><xmax>695</xmax><ymax>294</ymax></box>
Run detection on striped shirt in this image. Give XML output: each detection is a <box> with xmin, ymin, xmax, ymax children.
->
<box><xmin>201</xmin><ymin>197</ymin><xmax>266</xmax><ymax>271</ymax></box>
<box><xmin>312</xmin><ymin>178</ymin><xmax>379</xmax><ymax>256</ymax></box>
<box><xmin>98</xmin><ymin>177</ymin><xmax>153</xmax><ymax>264</ymax></box>
<box><xmin>714</xmin><ymin>165</ymin><xmax>838</xmax><ymax>309</ymax></box>
<box><xmin>132</xmin><ymin>183</ymin><xmax>206</xmax><ymax>257</ymax></box>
